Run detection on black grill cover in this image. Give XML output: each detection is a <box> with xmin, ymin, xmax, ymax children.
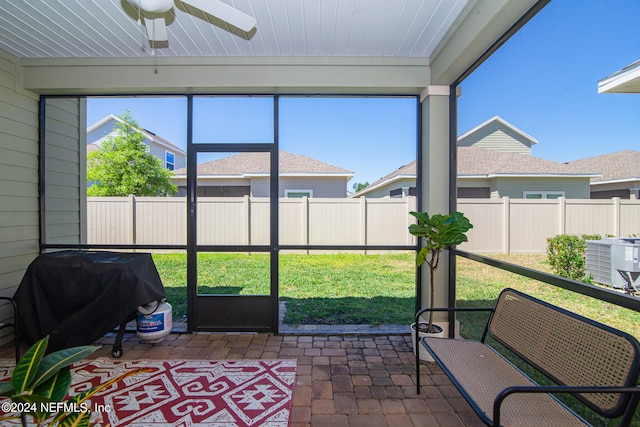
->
<box><xmin>14</xmin><ymin>251</ymin><xmax>166</xmax><ymax>352</ymax></box>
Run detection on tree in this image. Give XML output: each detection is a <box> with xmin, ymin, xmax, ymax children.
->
<box><xmin>352</xmin><ymin>182</ymin><xmax>369</xmax><ymax>192</ymax></box>
<box><xmin>87</xmin><ymin>111</ymin><xmax>178</xmax><ymax>196</ymax></box>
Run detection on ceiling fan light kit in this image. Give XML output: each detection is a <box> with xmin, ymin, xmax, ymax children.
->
<box><xmin>126</xmin><ymin>0</ymin><xmax>257</xmax><ymax>44</ymax></box>
<box><xmin>127</xmin><ymin>0</ymin><xmax>174</xmax><ymax>14</ymax></box>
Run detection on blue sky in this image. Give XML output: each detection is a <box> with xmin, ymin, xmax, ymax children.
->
<box><xmin>458</xmin><ymin>0</ymin><xmax>640</xmax><ymax>163</ymax></box>
<box><xmin>87</xmin><ymin>0</ymin><xmax>640</xmax><ymax>186</ymax></box>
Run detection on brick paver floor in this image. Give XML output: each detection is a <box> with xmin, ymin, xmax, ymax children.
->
<box><xmin>0</xmin><ymin>332</ymin><xmax>485</xmax><ymax>427</ymax></box>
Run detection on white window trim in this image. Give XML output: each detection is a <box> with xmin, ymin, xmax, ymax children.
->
<box><xmin>523</xmin><ymin>191</ymin><xmax>565</xmax><ymax>199</ymax></box>
<box><xmin>285</xmin><ymin>189</ymin><xmax>314</xmax><ymax>198</ymax></box>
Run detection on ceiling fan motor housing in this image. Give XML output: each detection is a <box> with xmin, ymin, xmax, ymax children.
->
<box><xmin>127</xmin><ymin>0</ymin><xmax>174</xmax><ymax>14</ymax></box>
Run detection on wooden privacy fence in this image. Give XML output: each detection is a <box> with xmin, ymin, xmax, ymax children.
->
<box><xmin>86</xmin><ymin>196</ymin><xmax>640</xmax><ymax>253</ymax></box>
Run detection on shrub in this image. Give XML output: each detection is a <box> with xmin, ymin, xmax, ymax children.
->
<box><xmin>546</xmin><ymin>234</ymin><xmax>601</xmax><ymax>282</ymax></box>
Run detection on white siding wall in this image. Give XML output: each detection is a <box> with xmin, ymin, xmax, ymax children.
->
<box><xmin>495</xmin><ymin>177</ymin><xmax>590</xmax><ymax>199</ymax></box>
<box><xmin>359</xmin><ymin>178</ymin><xmax>416</xmax><ymax>198</ymax></box>
<box><xmin>281</xmin><ymin>177</ymin><xmax>348</xmax><ymax>198</ymax></box>
<box><xmin>0</xmin><ymin>50</ymin><xmax>39</xmax><ymax>341</ymax></box>
<box><xmin>86</xmin><ymin>120</ymin><xmax>115</xmax><ymax>144</ymax></box>
<box><xmin>251</xmin><ymin>176</ymin><xmax>349</xmax><ymax>198</ymax></box>
<box><xmin>458</xmin><ymin>121</ymin><xmax>532</xmax><ymax>154</ymax></box>
<box><xmin>45</xmin><ymin>97</ymin><xmax>85</xmax><ymax>244</ymax></box>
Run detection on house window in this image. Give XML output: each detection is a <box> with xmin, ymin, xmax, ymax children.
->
<box><xmin>389</xmin><ymin>187</ymin><xmax>416</xmax><ymax>198</ymax></box>
<box><xmin>524</xmin><ymin>191</ymin><xmax>565</xmax><ymax>199</ymax></box>
<box><xmin>165</xmin><ymin>151</ymin><xmax>175</xmax><ymax>171</ymax></box>
<box><xmin>458</xmin><ymin>187</ymin><xmax>490</xmax><ymax>198</ymax></box>
<box><xmin>285</xmin><ymin>190</ymin><xmax>313</xmax><ymax>198</ymax></box>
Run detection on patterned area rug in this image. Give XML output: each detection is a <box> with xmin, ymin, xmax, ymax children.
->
<box><xmin>0</xmin><ymin>358</ymin><xmax>296</xmax><ymax>426</ymax></box>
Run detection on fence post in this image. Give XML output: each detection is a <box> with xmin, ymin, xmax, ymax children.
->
<box><xmin>360</xmin><ymin>197</ymin><xmax>367</xmax><ymax>253</ymax></box>
<box><xmin>129</xmin><ymin>195</ymin><xmax>136</xmax><ymax>246</ymax></box>
<box><xmin>613</xmin><ymin>197</ymin><xmax>621</xmax><ymax>237</ymax></box>
<box><xmin>558</xmin><ymin>197</ymin><xmax>566</xmax><ymax>235</ymax></box>
<box><xmin>243</xmin><ymin>195</ymin><xmax>251</xmax><ymax>245</ymax></box>
<box><xmin>503</xmin><ymin>197</ymin><xmax>510</xmax><ymax>254</ymax></box>
<box><xmin>410</xmin><ymin>196</ymin><xmax>417</xmax><ymax>245</ymax></box>
<box><xmin>302</xmin><ymin>197</ymin><xmax>309</xmax><ymax>253</ymax></box>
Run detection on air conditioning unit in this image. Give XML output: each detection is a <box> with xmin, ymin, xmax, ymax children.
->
<box><xmin>586</xmin><ymin>238</ymin><xmax>640</xmax><ymax>294</ymax></box>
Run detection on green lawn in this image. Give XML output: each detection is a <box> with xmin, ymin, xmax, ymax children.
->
<box><xmin>153</xmin><ymin>253</ymin><xmax>640</xmax><ymax>337</ymax></box>
<box><xmin>153</xmin><ymin>251</ymin><xmax>640</xmax><ymax>426</ymax></box>
<box><xmin>154</xmin><ymin>252</ymin><xmax>416</xmax><ymax>326</ymax></box>
<box><xmin>153</xmin><ymin>252</ymin><xmax>640</xmax><ymax>338</ymax></box>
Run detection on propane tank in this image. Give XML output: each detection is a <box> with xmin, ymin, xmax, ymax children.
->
<box><xmin>136</xmin><ymin>299</ymin><xmax>172</xmax><ymax>343</ymax></box>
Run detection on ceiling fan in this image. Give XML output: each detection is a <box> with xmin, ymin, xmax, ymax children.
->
<box><xmin>126</xmin><ymin>0</ymin><xmax>257</xmax><ymax>43</ymax></box>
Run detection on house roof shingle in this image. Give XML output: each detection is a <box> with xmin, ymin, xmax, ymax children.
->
<box><xmin>457</xmin><ymin>146</ymin><xmax>591</xmax><ymax>176</ymax></box>
<box><xmin>173</xmin><ymin>151</ymin><xmax>353</xmax><ymax>176</ymax></box>
<box><xmin>355</xmin><ymin>147</ymin><xmax>599</xmax><ymax>196</ymax></box>
<box><xmin>564</xmin><ymin>150</ymin><xmax>640</xmax><ymax>183</ymax></box>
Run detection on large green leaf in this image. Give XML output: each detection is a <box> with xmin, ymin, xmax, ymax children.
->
<box><xmin>0</xmin><ymin>381</ymin><xmax>14</xmax><ymax>396</ymax></box>
<box><xmin>34</xmin><ymin>366</ymin><xmax>72</xmax><ymax>403</ymax></box>
<box><xmin>409</xmin><ymin>211</ymin><xmax>473</xmax><ymax>268</ymax></box>
<box><xmin>416</xmin><ymin>248</ymin><xmax>428</xmax><ymax>267</ymax></box>
<box><xmin>12</xmin><ymin>336</ymin><xmax>48</xmax><ymax>393</ymax></box>
<box><xmin>33</xmin><ymin>345</ymin><xmax>100</xmax><ymax>389</ymax></box>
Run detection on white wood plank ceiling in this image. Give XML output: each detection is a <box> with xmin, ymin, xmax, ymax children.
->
<box><xmin>0</xmin><ymin>0</ymin><xmax>468</xmax><ymax>59</ymax></box>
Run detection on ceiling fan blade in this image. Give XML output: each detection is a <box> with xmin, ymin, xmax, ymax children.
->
<box><xmin>143</xmin><ymin>17</ymin><xmax>169</xmax><ymax>41</ymax></box>
<box><xmin>183</xmin><ymin>0</ymin><xmax>257</xmax><ymax>32</ymax></box>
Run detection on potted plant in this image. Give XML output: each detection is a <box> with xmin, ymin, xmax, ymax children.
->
<box><xmin>409</xmin><ymin>211</ymin><xmax>473</xmax><ymax>358</ymax></box>
<box><xmin>0</xmin><ymin>335</ymin><xmax>148</xmax><ymax>426</ymax></box>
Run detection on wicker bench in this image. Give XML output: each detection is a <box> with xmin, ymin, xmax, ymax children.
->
<box><xmin>415</xmin><ymin>288</ymin><xmax>640</xmax><ymax>427</ymax></box>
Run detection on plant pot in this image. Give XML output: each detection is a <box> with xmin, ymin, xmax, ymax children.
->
<box><xmin>411</xmin><ymin>321</ymin><xmax>444</xmax><ymax>362</ymax></box>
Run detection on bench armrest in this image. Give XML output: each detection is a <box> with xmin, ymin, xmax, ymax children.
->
<box><xmin>493</xmin><ymin>385</ymin><xmax>640</xmax><ymax>427</ymax></box>
<box><xmin>415</xmin><ymin>306</ymin><xmax>495</xmax><ymax>342</ymax></box>
<box><xmin>414</xmin><ymin>306</ymin><xmax>494</xmax><ymax>324</ymax></box>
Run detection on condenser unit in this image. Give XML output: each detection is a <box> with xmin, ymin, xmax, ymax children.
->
<box><xmin>586</xmin><ymin>238</ymin><xmax>640</xmax><ymax>294</ymax></box>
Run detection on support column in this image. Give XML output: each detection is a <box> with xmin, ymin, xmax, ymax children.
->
<box><xmin>419</xmin><ymin>85</ymin><xmax>451</xmax><ymax>317</ymax></box>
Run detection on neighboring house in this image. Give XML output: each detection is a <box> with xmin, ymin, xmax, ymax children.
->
<box><xmin>457</xmin><ymin>116</ymin><xmax>538</xmax><ymax>154</ymax></box>
<box><xmin>86</xmin><ymin>114</ymin><xmax>186</xmax><ymax>171</ymax></box>
<box><xmin>354</xmin><ymin>116</ymin><xmax>598</xmax><ymax>199</ymax></box>
<box><xmin>457</xmin><ymin>147</ymin><xmax>598</xmax><ymax>198</ymax></box>
<box><xmin>356</xmin><ymin>147</ymin><xmax>597</xmax><ymax>199</ymax></box>
<box><xmin>593</xmin><ymin>63</ymin><xmax>640</xmax><ymax>199</ymax></box>
<box><xmin>172</xmin><ymin>151</ymin><xmax>354</xmax><ymax>198</ymax></box>
<box><xmin>598</xmin><ymin>59</ymin><xmax>640</xmax><ymax>94</ymax></box>
<box><xmin>565</xmin><ymin>150</ymin><xmax>640</xmax><ymax>199</ymax></box>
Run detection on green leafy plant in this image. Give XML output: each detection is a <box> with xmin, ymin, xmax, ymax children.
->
<box><xmin>546</xmin><ymin>234</ymin><xmax>601</xmax><ymax>282</ymax></box>
<box><xmin>87</xmin><ymin>110</ymin><xmax>178</xmax><ymax>197</ymax></box>
<box><xmin>409</xmin><ymin>211</ymin><xmax>473</xmax><ymax>333</ymax></box>
<box><xmin>0</xmin><ymin>335</ymin><xmax>148</xmax><ymax>427</ymax></box>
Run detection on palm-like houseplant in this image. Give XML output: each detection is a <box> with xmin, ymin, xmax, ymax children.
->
<box><xmin>409</xmin><ymin>211</ymin><xmax>473</xmax><ymax>333</ymax></box>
